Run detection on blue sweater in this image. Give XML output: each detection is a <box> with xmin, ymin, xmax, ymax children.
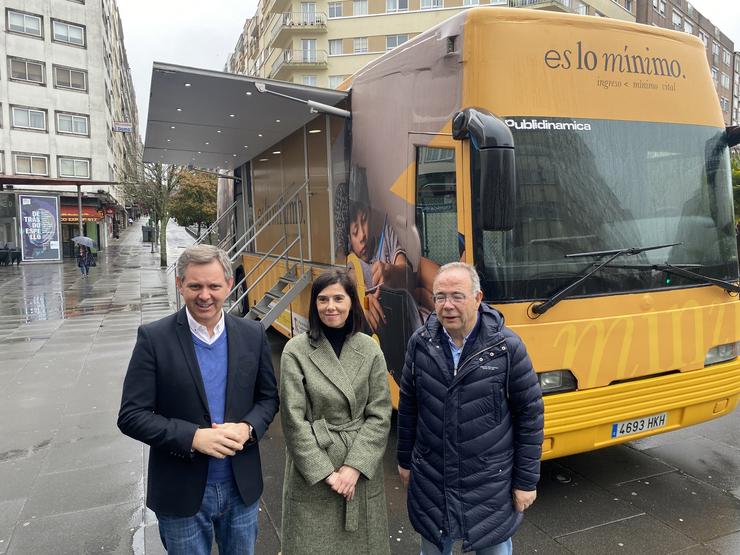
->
<box><xmin>192</xmin><ymin>330</ymin><xmax>233</xmax><ymax>483</ymax></box>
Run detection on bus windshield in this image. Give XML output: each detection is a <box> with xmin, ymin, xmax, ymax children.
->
<box><xmin>471</xmin><ymin>118</ymin><xmax>738</xmax><ymax>303</ymax></box>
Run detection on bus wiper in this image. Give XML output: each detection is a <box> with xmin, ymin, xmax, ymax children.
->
<box><xmin>530</xmin><ymin>243</ymin><xmax>680</xmax><ymax>316</ymax></box>
<box><xmin>608</xmin><ymin>262</ymin><xmax>740</xmax><ymax>294</ymax></box>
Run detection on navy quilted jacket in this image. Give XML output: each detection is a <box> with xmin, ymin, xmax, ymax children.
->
<box><xmin>397</xmin><ymin>304</ymin><xmax>544</xmax><ymax>552</ymax></box>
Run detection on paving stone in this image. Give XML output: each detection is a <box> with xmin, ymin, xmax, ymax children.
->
<box><xmin>555</xmin><ymin>513</ymin><xmax>696</xmax><ymax>554</ymax></box>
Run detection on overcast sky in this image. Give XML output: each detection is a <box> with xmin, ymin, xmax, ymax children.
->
<box><xmin>117</xmin><ymin>0</ymin><xmax>739</xmax><ymax>140</ymax></box>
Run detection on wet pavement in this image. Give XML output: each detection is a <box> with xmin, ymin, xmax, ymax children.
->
<box><xmin>0</xmin><ymin>220</ymin><xmax>738</xmax><ymax>554</ymax></box>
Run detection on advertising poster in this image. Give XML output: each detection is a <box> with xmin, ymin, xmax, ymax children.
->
<box><xmin>19</xmin><ymin>195</ymin><xmax>61</xmax><ymax>262</ymax></box>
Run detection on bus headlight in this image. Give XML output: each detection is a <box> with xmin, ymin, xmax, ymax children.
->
<box><xmin>704</xmin><ymin>342</ymin><xmax>740</xmax><ymax>366</ymax></box>
<box><xmin>538</xmin><ymin>370</ymin><xmax>577</xmax><ymax>395</ymax></box>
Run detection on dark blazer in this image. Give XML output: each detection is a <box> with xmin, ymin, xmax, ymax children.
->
<box><xmin>118</xmin><ymin>308</ymin><xmax>279</xmax><ymax>516</ymax></box>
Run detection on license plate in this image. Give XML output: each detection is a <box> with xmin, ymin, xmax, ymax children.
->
<box><xmin>611</xmin><ymin>412</ymin><xmax>667</xmax><ymax>438</ymax></box>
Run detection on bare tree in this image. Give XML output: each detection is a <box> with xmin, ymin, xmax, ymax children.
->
<box><xmin>123</xmin><ymin>162</ymin><xmax>183</xmax><ymax>267</ymax></box>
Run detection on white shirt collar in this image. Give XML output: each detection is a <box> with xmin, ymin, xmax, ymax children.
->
<box><xmin>185</xmin><ymin>307</ymin><xmax>226</xmax><ymax>345</ymax></box>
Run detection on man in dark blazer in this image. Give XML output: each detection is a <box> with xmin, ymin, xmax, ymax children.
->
<box><xmin>118</xmin><ymin>244</ymin><xmax>279</xmax><ymax>555</ymax></box>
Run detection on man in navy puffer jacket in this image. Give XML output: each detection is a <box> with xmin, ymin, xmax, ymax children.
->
<box><xmin>397</xmin><ymin>262</ymin><xmax>544</xmax><ymax>555</ymax></box>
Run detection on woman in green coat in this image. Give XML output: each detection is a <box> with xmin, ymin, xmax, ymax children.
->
<box><xmin>280</xmin><ymin>269</ymin><xmax>392</xmax><ymax>555</ymax></box>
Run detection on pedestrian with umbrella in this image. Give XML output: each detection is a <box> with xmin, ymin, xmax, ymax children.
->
<box><xmin>72</xmin><ymin>236</ymin><xmax>95</xmax><ymax>278</ymax></box>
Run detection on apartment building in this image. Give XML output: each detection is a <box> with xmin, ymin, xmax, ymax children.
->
<box><xmin>225</xmin><ymin>0</ymin><xmax>636</xmax><ymax>90</ymax></box>
<box><xmin>0</xmin><ymin>0</ymin><xmax>140</xmax><ymax>259</ymax></box>
<box><xmin>636</xmin><ymin>0</ymin><xmax>736</xmax><ymax>125</ymax></box>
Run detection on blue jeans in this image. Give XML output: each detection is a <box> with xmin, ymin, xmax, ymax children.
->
<box><xmin>421</xmin><ymin>535</ymin><xmax>513</xmax><ymax>555</ymax></box>
<box><xmin>157</xmin><ymin>479</ymin><xmax>259</xmax><ymax>555</ymax></box>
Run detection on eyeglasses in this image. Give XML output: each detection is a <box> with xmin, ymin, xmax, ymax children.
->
<box><xmin>432</xmin><ymin>292</ymin><xmax>468</xmax><ymax>305</ymax></box>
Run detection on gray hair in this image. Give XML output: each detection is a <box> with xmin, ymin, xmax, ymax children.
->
<box><xmin>435</xmin><ymin>262</ymin><xmax>481</xmax><ymax>295</ymax></box>
<box><xmin>176</xmin><ymin>244</ymin><xmax>233</xmax><ymax>282</ymax></box>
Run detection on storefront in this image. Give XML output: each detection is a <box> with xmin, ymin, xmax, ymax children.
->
<box><xmin>60</xmin><ymin>204</ymin><xmax>105</xmax><ymax>258</ymax></box>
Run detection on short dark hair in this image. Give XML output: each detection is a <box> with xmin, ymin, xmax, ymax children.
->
<box><xmin>308</xmin><ymin>269</ymin><xmax>363</xmax><ymax>342</ymax></box>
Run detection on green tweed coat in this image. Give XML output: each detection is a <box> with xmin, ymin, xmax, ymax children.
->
<box><xmin>280</xmin><ymin>331</ymin><xmax>392</xmax><ymax>555</ymax></box>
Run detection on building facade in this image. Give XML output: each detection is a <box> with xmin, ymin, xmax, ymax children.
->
<box><xmin>225</xmin><ymin>0</ymin><xmax>636</xmax><ymax>89</ymax></box>
<box><xmin>0</xmin><ymin>0</ymin><xmax>140</xmax><ymax>258</ymax></box>
<box><xmin>636</xmin><ymin>0</ymin><xmax>736</xmax><ymax>125</ymax></box>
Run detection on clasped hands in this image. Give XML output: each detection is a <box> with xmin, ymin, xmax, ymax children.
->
<box><xmin>191</xmin><ymin>422</ymin><xmax>252</xmax><ymax>459</ymax></box>
<box><xmin>325</xmin><ymin>465</ymin><xmax>361</xmax><ymax>501</ymax></box>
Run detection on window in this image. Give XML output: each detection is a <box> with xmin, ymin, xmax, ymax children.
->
<box><xmin>353</xmin><ymin>0</ymin><xmax>368</xmax><ymax>15</ymax></box>
<box><xmin>463</xmin><ymin>0</ymin><xmax>479</xmax><ymax>5</ymax></box>
<box><xmin>420</xmin><ymin>0</ymin><xmax>442</xmax><ymax>8</ymax></box>
<box><xmin>58</xmin><ymin>157</ymin><xmax>90</xmax><ymax>178</ymax></box>
<box><xmin>7</xmin><ymin>9</ymin><xmax>42</xmax><ymax>37</ymax></box>
<box><xmin>711</xmin><ymin>67</ymin><xmax>718</xmax><ymax>85</ymax></box>
<box><xmin>671</xmin><ymin>11</ymin><xmax>681</xmax><ymax>29</ymax></box>
<box><xmin>712</xmin><ymin>42</ymin><xmax>720</xmax><ymax>55</ymax></box>
<box><xmin>386</xmin><ymin>34</ymin><xmax>409</xmax><ymax>50</ymax></box>
<box><xmin>14</xmin><ymin>153</ymin><xmax>48</xmax><ymax>176</ymax></box>
<box><xmin>11</xmin><ymin>106</ymin><xmax>46</xmax><ymax>131</ymax></box>
<box><xmin>328</xmin><ymin>75</ymin><xmax>347</xmax><ymax>88</ymax></box>
<box><xmin>300</xmin><ymin>3</ymin><xmax>317</xmax><ymax>24</ymax></box>
<box><xmin>683</xmin><ymin>20</ymin><xmax>692</xmax><ymax>34</ymax></box>
<box><xmin>9</xmin><ymin>58</ymin><xmax>45</xmax><ymax>85</ymax></box>
<box><xmin>53</xmin><ymin>65</ymin><xmax>88</xmax><ymax>91</ymax></box>
<box><xmin>329</xmin><ymin>39</ymin><xmax>343</xmax><ymax>55</ymax></box>
<box><xmin>56</xmin><ymin>112</ymin><xmax>89</xmax><ymax>135</ymax></box>
<box><xmin>52</xmin><ymin>19</ymin><xmax>86</xmax><ymax>46</ymax></box>
<box><xmin>353</xmin><ymin>37</ymin><xmax>368</xmax><ymax>53</ymax></box>
<box><xmin>302</xmin><ymin>75</ymin><xmax>317</xmax><ymax>86</ymax></box>
<box><xmin>723</xmin><ymin>49</ymin><xmax>731</xmax><ymax>65</ymax></box>
<box><xmin>301</xmin><ymin>39</ymin><xmax>317</xmax><ymax>62</ymax></box>
<box><xmin>699</xmin><ymin>31</ymin><xmax>708</xmax><ymax>46</ymax></box>
<box><xmin>416</xmin><ymin>146</ymin><xmax>458</xmax><ymax>265</ymax></box>
<box><xmin>624</xmin><ymin>0</ymin><xmax>632</xmax><ymax>11</ymax></box>
<box><xmin>386</xmin><ymin>0</ymin><xmax>408</xmax><ymax>12</ymax></box>
<box><xmin>721</xmin><ymin>72</ymin><xmax>730</xmax><ymax>89</ymax></box>
<box><xmin>328</xmin><ymin>2</ymin><xmax>342</xmax><ymax>17</ymax></box>
<box><xmin>654</xmin><ymin>0</ymin><xmax>665</xmax><ymax>15</ymax></box>
<box><xmin>0</xmin><ymin>152</ymin><xmax>4</xmax><ymax>174</ymax></box>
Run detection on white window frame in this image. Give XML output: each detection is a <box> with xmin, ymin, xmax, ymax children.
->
<box><xmin>14</xmin><ymin>153</ymin><xmax>49</xmax><ymax>176</ymax></box>
<box><xmin>328</xmin><ymin>75</ymin><xmax>347</xmax><ymax>88</ymax></box>
<box><xmin>301</xmin><ymin>39</ymin><xmax>317</xmax><ymax>62</ymax></box>
<box><xmin>463</xmin><ymin>0</ymin><xmax>479</xmax><ymax>5</ymax></box>
<box><xmin>386</xmin><ymin>34</ymin><xmax>409</xmax><ymax>50</ymax></box>
<box><xmin>671</xmin><ymin>11</ymin><xmax>681</xmax><ymax>29</ymax></box>
<box><xmin>683</xmin><ymin>20</ymin><xmax>692</xmax><ymax>34</ymax></box>
<box><xmin>7</xmin><ymin>9</ymin><xmax>43</xmax><ymax>37</ymax></box>
<box><xmin>58</xmin><ymin>157</ymin><xmax>90</xmax><ymax>178</ymax></box>
<box><xmin>302</xmin><ymin>75</ymin><xmax>317</xmax><ymax>86</ymax></box>
<box><xmin>11</xmin><ymin>106</ymin><xmax>47</xmax><ymax>131</ymax></box>
<box><xmin>52</xmin><ymin>19</ymin><xmax>86</xmax><ymax>47</ymax></box>
<box><xmin>328</xmin><ymin>2</ymin><xmax>342</xmax><ymax>18</ymax></box>
<box><xmin>353</xmin><ymin>37</ymin><xmax>368</xmax><ymax>53</ymax></box>
<box><xmin>353</xmin><ymin>0</ymin><xmax>368</xmax><ymax>15</ymax></box>
<box><xmin>0</xmin><ymin>151</ymin><xmax>4</xmax><ymax>174</ymax></box>
<box><xmin>722</xmin><ymin>49</ymin><xmax>731</xmax><ymax>65</ymax></box>
<box><xmin>56</xmin><ymin>112</ymin><xmax>89</xmax><ymax>136</ymax></box>
<box><xmin>53</xmin><ymin>65</ymin><xmax>88</xmax><ymax>92</ymax></box>
<box><xmin>9</xmin><ymin>58</ymin><xmax>45</xmax><ymax>85</ymax></box>
<box><xmin>420</xmin><ymin>0</ymin><xmax>442</xmax><ymax>9</ymax></box>
<box><xmin>329</xmin><ymin>39</ymin><xmax>343</xmax><ymax>55</ymax></box>
<box><xmin>386</xmin><ymin>0</ymin><xmax>408</xmax><ymax>12</ymax></box>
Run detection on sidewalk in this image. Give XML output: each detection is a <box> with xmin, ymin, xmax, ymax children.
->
<box><xmin>0</xmin><ymin>220</ymin><xmax>194</xmax><ymax>555</ymax></box>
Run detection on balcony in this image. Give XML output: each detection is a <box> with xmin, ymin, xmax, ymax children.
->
<box><xmin>270</xmin><ymin>12</ymin><xmax>327</xmax><ymax>46</ymax></box>
<box><xmin>270</xmin><ymin>49</ymin><xmax>328</xmax><ymax>80</ymax></box>
<box><xmin>508</xmin><ymin>0</ymin><xmax>583</xmax><ymax>13</ymax></box>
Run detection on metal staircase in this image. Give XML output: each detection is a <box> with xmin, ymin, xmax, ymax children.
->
<box><xmin>224</xmin><ymin>181</ymin><xmax>311</xmax><ymax>329</ymax></box>
<box><xmin>241</xmin><ymin>263</ymin><xmax>311</xmax><ymax>325</ymax></box>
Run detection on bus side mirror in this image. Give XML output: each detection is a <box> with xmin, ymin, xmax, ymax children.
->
<box><xmin>453</xmin><ymin>108</ymin><xmax>516</xmax><ymax>231</ymax></box>
<box><xmin>475</xmin><ymin>147</ymin><xmax>516</xmax><ymax>231</ymax></box>
<box><xmin>727</xmin><ymin>126</ymin><xmax>740</xmax><ymax>148</ymax></box>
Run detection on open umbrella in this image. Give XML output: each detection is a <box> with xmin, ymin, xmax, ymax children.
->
<box><xmin>71</xmin><ymin>236</ymin><xmax>95</xmax><ymax>248</ymax></box>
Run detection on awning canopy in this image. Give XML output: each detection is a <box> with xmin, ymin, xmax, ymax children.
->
<box><xmin>144</xmin><ymin>63</ymin><xmax>349</xmax><ymax>169</ymax></box>
<box><xmin>0</xmin><ymin>176</ymin><xmax>117</xmax><ymax>187</ymax></box>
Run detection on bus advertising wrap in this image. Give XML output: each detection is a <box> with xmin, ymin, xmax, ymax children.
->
<box><xmin>19</xmin><ymin>195</ymin><xmax>61</xmax><ymax>262</ymax></box>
